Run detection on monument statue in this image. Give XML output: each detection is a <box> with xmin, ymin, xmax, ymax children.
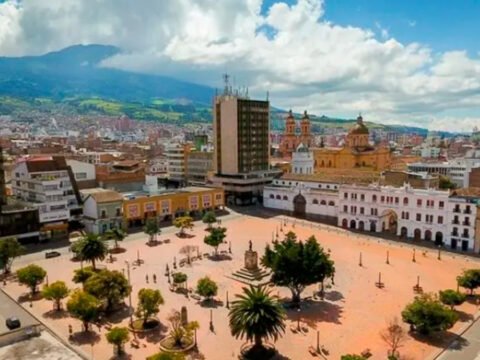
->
<box><xmin>249</xmin><ymin>240</ymin><xmax>253</xmax><ymax>251</ymax></box>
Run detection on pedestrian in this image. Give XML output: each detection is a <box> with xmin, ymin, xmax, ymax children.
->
<box><xmin>146</xmin><ymin>274</ymin><xmax>149</xmax><ymax>283</ymax></box>
<box><xmin>153</xmin><ymin>274</ymin><xmax>157</xmax><ymax>283</ymax></box>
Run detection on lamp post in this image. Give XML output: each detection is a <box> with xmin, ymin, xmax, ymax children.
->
<box><xmin>316</xmin><ymin>330</ymin><xmax>320</xmax><ymax>353</ymax></box>
<box><xmin>124</xmin><ymin>261</ymin><xmax>133</xmax><ymax>326</ymax></box>
<box><xmin>297</xmin><ymin>308</ymin><xmax>301</xmax><ymax>331</ymax></box>
<box><xmin>437</xmin><ymin>245</ymin><xmax>442</xmax><ymax>260</ymax></box>
<box><xmin>209</xmin><ymin>309</ymin><xmax>213</xmax><ymax>331</ymax></box>
<box><xmin>226</xmin><ymin>291</ymin><xmax>229</xmax><ymax>309</ymax></box>
<box><xmin>386</xmin><ymin>251</ymin><xmax>389</xmax><ymax>265</ymax></box>
<box><xmin>359</xmin><ymin>252</ymin><xmax>363</xmax><ymax>267</ymax></box>
<box><xmin>412</xmin><ymin>249</ymin><xmax>416</xmax><ymax>263</ymax></box>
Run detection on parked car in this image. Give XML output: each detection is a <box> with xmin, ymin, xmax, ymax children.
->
<box><xmin>45</xmin><ymin>251</ymin><xmax>61</xmax><ymax>259</ymax></box>
<box><xmin>5</xmin><ymin>317</ymin><xmax>21</xmax><ymax>330</ymax></box>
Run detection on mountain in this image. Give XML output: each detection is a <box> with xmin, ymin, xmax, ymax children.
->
<box><xmin>0</xmin><ymin>44</ymin><xmax>214</xmax><ymax>104</ymax></box>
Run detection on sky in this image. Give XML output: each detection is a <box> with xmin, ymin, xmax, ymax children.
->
<box><xmin>0</xmin><ymin>0</ymin><xmax>480</xmax><ymax>132</ymax></box>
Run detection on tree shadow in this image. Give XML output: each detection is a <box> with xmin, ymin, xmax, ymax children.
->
<box><xmin>324</xmin><ymin>290</ymin><xmax>344</xmax><ymax>302</ymax></box>
<box><xmin>177</xmin><ymin>233</ymin><xmax>195</xmax><ymax>239</ymax></box>
<box><xmin>286</xmin><ymin>300</ymin><xmax>343</xmax><ymax>328</ymax></box>
<box><xmin>136</xmin><ymin>322</ymin><xmax>169</xmax><ymax>344</ymax></box>
<box><xmin>207</xmin><ymin>254</ymin><xmax>232</xmax><ymax>262</ymax></box>
<box><xmin>108</xmin><ymin>353</ymin><xmax>133</xmax><ymax>360</ymax></box>
<box><xmin>69</xmin><ymin>330</ymin><xmax>101</xmax><ymax>346</ymax></box>
<box><xmin>199</xmin><ymin>299</ymin><xmax>224</xmax><ymax>308</ymax></box>
<box><xmin>456</xmin><ymin>310</ymin><xmax>474</xmax><ymax>322</ymax></box>
<box><xmin>146</xmin><ymin>241</ymin><xmax>160</xmax><ymax>247</ymax></box>
<box><xmin>17</xmin><ymin>292</ymin><xmax>43</xmax><ymax>303</ymax></box>
<box><xmin>110</xmin><ymin>247</ymin><xmax>127</xmax><ymax>254</ymax></box>
<box><xmin>410</xmin><ymin>330</ymin><xmax>469</xmax><ymax>349</ymax></box>
<box><xmin>43</xmin><ymin>309</ymin><xmax>70</xmax><ymax>320</ymax></box>
<box><xmin>464</xmin><ymin>295</ymin><xmax>478</xmax><ymax>305</ymax></box>
<box><xmin>105</xmin><ymin>304</ymin><xmax>133</xmax><ymax>324</ymax></box>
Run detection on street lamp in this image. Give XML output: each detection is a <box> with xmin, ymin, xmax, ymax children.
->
<box><xmin>124</xmin><ymin>261</ymin><xmax>133</xmax><ymax>326</ymax></box>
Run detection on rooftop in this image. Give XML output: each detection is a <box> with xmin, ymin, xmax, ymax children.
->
<box><xmin>281</xmin><ymin>169</ymin><xmax>381</xmax><ymax>185</ymax></box>
<box><xmin>122</xmin><ymin>186</ymin><xmax>219</xmax><ymax>200</ymax></box>
<box><xmin>80</xmin><ymin>188</ymin><xmax>123</xmax><ymax>203</ymax></box>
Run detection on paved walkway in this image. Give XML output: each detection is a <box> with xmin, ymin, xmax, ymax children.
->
<box><xmin>437</xmin><ymin>316</ymin><xmax>480</xmax><ymax>360</ymax></box>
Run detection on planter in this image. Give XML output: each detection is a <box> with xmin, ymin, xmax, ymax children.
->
<box><xmin>129</xmin><ymin>318</ymin><xmax>160</xmax><ymax>334</ymax></box>
<box><xmin>158</xmin><ymin>336</ymin><xmax>195</xmax><ymax>353</ymax></box>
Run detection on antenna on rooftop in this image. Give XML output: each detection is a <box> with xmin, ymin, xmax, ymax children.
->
<box><xmin>222</xmin><ymin>73</ymin><xmax>230</xmax><ymax>96</ymax></box>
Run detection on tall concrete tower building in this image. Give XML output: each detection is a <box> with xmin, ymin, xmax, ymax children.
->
<box><xmin>210</xmin><ymin>76</ymin><xmax>281</xmax><ymax>205</ymax></box>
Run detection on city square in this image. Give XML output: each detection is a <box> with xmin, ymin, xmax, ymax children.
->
<box><xmin>3</xmin><ymin>211</ymin><xmax>480</xmax><ymax>360</ymax></box>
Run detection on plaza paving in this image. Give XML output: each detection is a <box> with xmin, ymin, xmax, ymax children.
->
<box><xmin>4</xmin><ymin>211</ymin><xmax>480</xmax><ymax>360</ymax></box>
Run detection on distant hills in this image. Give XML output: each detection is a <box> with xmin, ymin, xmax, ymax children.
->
<box><xmin>0</xmin><ymin>44</ymin><xmax>431</xmax><ymax>134</ymax></box>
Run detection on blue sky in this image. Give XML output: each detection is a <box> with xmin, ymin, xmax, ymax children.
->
<box><xmin>0</xmin><ymin>0</ymin><xmax>479</xmax><ymax>131</ymax></box>
<box><xmin>263</xmin><ymin>0</ymin><xmax>480</xmax><ymax>55</ymax></box>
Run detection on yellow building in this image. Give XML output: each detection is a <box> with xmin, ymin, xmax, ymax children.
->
<box><xmin>123</xmin><ymin>186</ymin><xmax>224</xmax><ymax>227</ymax></box>
<box><xmin>313</xmin><ymin>115</ymin><xmax>391</xmax><ymax>171</ymax></box>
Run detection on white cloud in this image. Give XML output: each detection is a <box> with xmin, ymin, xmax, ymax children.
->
<box><xmin>0</xmin><ymin>0</ymin><xmax>479</xmax><ymax>132</ymax></box>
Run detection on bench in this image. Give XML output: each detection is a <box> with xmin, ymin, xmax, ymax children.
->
<box><xmin>308</xmin><ymin>346</ymin><xmax>318</xmax><ymax>356</ymax></box>
<box><xmin>131</xmin><ymin>340</ymin><xmax>140</xmax><ymax>348</ymax></box>
<box><xmin>191</xmin><ymin>294</ymin><xmax>201</xmax><ymax>301</ymax></box>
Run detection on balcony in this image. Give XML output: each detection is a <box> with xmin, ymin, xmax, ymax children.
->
<box><xmin>452</xmin><ymin>219</ymin><xmax>460</xmax><ymax>225</ymax></box>
<box><xmin>451</xmin><ymin>232</ymin><xmax>459</xmax><ymax>237</ymax></box>
<box><xmin>463</xmin><ymin>221</ymin><xmax>471</xmax><ymax>226</ymax></box>
<box><xmin>464</xmin><ymin>209</ymin><xmax>472</xmax><ymax>214</ymax></box>
<box><xmin>462</xmin><ymin>233</ymin><xmax>470</xmax><ymax>239</ymax></box>
<box><xmin>453</xmin><ymin>208</ymin><xmax>461</xmax><ymax>213</ymax></box>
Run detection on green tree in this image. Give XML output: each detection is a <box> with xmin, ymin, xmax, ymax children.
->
<box><xmin>106</xmin><ymin>326</ymin><xmax>130</xmax><ymax>356</ymax></box>
<box><xmin>144</xmin><ymin>218</ymin><xmax>160</xmax><ymax>244</ymax></box>
<box><xmin>147</xmin><ymin>352</ymin><xmax>186</xmax><ymax>360</ymax></box>
<box><xmin>457</xmin><ymin>269</ymin><xmax>480</xmax><ymax>295</ymax></box>
<box><xmin>0</xmin><ymin>238</ymin><xmax>25</xmax><ymax>274</ymax></box>
<box><xmin>136</xmin><ymin>288</ymin><xmax>164</xmax><ymax>327</ymax></box>
<box><xmin>341</xmin><ymin>355</ymin><xmax>366</xmax><ymax>360</ymax></box>
<box><xmin>439</xmin><ymin>176</ymin><xmax>457</xmax><ymax>190</ymax></box>
<box><xmin>72</xmin><ymin>266</ymin><xmax>96</xmax><ymax>288</ymax></box>
<box><xmin>67</xmin><ymin>289</ymin><xmax>100</xmax><ymax>332</ymax></box>
<box><xmin>103</xmin><ymin>227</ymin><xmax>126</xmax><ymax>249</ymax></box>
<box><xmin>229</xmin><ymin>286</ymin><xmax>285</xmax><ymax>352</ymax></box>
<box><xmin>84</xmin><ymin>269</ymin><xmax>131</xmax><ymax>312</ymax></box>
<box><xmin>202</xmin><ymin>211</ymin><xmax>216</xmax><ymax>230</ymax></box>
<box><xmin>173</xmin><ymin>216</ymin><xmax>194</xmax><ymax>236</ymax></box>
<box><xmin>75</xmin><ymin>233</ymin><xmax>108</xmax><ymax>269</ymax></box>
<box><xmin>203</xmin><ymin>227</ymin><xmax>226</xmax><ymax>255</ymax></box>
<box><xmin>16</xmin><ymin>264</ymin><xmax>47</xmax><ymax>295</ymax></box>
<box><xmin>172</xmin><ymin>272</ymin><xmax>188</xmax><ymax>288</ymax></box>
<box><xmin>261</xmin><ymin>232</ymin><xmax>335</xmax><ymax>305</ymax></box>
<box><xmin>42</xmin><ymin>281</ymin><xmax>69</xmax><ymax>311</ymax></box>
<box><xmin>439</xmin><ymin>289</ymin><xmax>466</xmax><ymax>309</ymax></box>
<box><xmin>196</xmin><ymin>277</ymin><xmax>218</xmax><ymax>300</ymax></box>
<box><xmin>401</xmin><ymin>293</ymin><xmax>458</xmax><ymax>335</ymax></box>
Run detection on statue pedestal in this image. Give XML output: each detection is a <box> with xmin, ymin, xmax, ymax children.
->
<box><xmin>244</xmin><ymin>250</ymin><xmax>258</xmax><ymax>271</ymax></box>
<box><xmin>231</xmin><ymin>250</ymin><xmax>270</xmax><ymax>286</ymax></box>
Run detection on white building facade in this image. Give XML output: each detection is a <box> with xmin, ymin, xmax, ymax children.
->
<box><xmin>291</xmin><ymin>144</ymin><xmax>314</xmax><ymax>175</ymax></box>
<box><xmin>263</xmin><ymin>178</ymin><xmax>479</xmax><ymax>252</ymax></box>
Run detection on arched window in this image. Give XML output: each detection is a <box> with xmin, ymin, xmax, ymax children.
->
<box><xmin>372</xmin><ymin>195</ymin><xmax>377</xmax><ymax>202</ymax></box>
<box><xmin>312</xmin><ymin>199</ymin><xmax>319</xmax><ymax>205</ymax></box>
<box><xmin>276</xmin><ymin>195</ymin><xmax>281</xmax><ymax>200</ymax></box>
<box><xmin>328</xmin><ymin>201</ymin><xmax>335</xmax><ymax>206</ymax></box>
<box><xmin>403</xmin><ymin>197</ymin><xmax>409</xmax><ymax>205</ymax></box>
<box><xmin>283</xmin><ymin>195</ymin><xmax>288</xmax><ymax>201</ymax></box>
<box><xmin>321</xmin><ymin>160</ymin><xmax>325</xmax><ymax>167</ymax></box>
<box><xmin>269</xmin><ymin>194</ymin><xmax>274</xmax><ymax>199</ymax></box>
<box><xmin>320</xmin><ymin>200</ymin><xmax>327</xmax><ymax>205</ymax></box>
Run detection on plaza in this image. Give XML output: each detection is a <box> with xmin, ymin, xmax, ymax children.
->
<box><xmin>4</xmin><ymin>209</ymin><xmax>480</xmax><ymax>360</ymax></box>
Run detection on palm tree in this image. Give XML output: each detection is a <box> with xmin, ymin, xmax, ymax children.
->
<box><xmin>229</xmin><ymin>286</ymin><xmax>286</xmax><ymax>354</ymax></box>
<box><xmin>76</xmin><ymin>233</ymin><xmax>108</xmax><ymax>270</ymax></box>
<box><xmin>104</xmin><ymin>227</ymin><xmax>126</xmax><ymax>249</ymax></box>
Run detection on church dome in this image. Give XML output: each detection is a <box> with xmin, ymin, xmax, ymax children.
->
<box><xmin>348</xmin><ymin>115</ymin><xmax>369</xmax><ymax>135</ymax></box>
<box><xmin>295</xmin><ymin>142</ymin><xmax>309</xmax><ymax>152</ymax></box>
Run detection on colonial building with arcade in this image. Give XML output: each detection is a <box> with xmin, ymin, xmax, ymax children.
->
<box><xmin>264</xmin><ymin>177</ymin><xmax>480</xmax><ymax>253</ymax></box>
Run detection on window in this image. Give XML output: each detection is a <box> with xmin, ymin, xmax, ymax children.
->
<box><xmin>360</xmin><ymin>194</ymin><xmax>365</xmax><ymax>201</ymax></box>
<box><xmin>437</xmin><ymin>216</ymin><xmax>443</xmax><ymax>224</ymax></box>
<box><xmin>344</xmin><ymin>192</ymin><xmax>348</xmax><ymax>199</ymax></box>
<box><xmin>320</xmin><ymin>200</ymin><xmax>326</xmax><ymax>205</ymax></box>
<box><xmin>403</xmin><ymin>197</ymin><xmax>409</xmax><ymax>205</ymax></box>
<box><xmin>313</xmin><ymin>199</ymin><xmax>319</xmax><ymax>205</ymax></box>
<box><xmin>328</xmin><ymin>201</ymin><xmax>335</xmax><ymax>206</ymax></box>
<box><xmin>283</xmin><ymin>196</ymin><xmax>288</xmax><ymax>201</ymax></box>
<box><xmin>465</xmin><ymin>205</ymin><xmax>471</xmax><ymax>214</ymax></box>
<box><xmin>439</xmin><ymin>201</ymin><xmax>444</xmax><ymax>209</ymax></box>
<box><xmin>381</xmin><ymin>196</ymin><xmax>385</xmax><ymax>203</ymax></box>
<box><xmin>101</xmin><ymin>210</ymin><xmax>107</xmax><ymax>218</ymax></box>
<box><xmin>269</xmin><ymin>194</ymin><xmax>274</xmax><ymax>199</ymax></box>
<box><xmin>416</xmin><ymin>213</ymin><xmax>421</xmax><ymax>221</ymax></box>
<box><xmin>360</xmin><ymin>207</ymin><xmax>364</xmax><ymax>215</ymax></box>
<box><xmin>372</xmin><ymin>195</ymin><xmax>377</xmax><ymax>202</ymax></box>
<box><xmin>276</xmin><ymin>195</ymin><xmax>281</xmax><ymax>200</ymax></box>
<box><xmin>343</xmin><ymin>205</ymin><xmax>348</xmax><ymax>213</ymax></box>
<box><xmin>463</xmin><ymin>229</ymin><xmax>470</xmax><ymax>238</ymax></box>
